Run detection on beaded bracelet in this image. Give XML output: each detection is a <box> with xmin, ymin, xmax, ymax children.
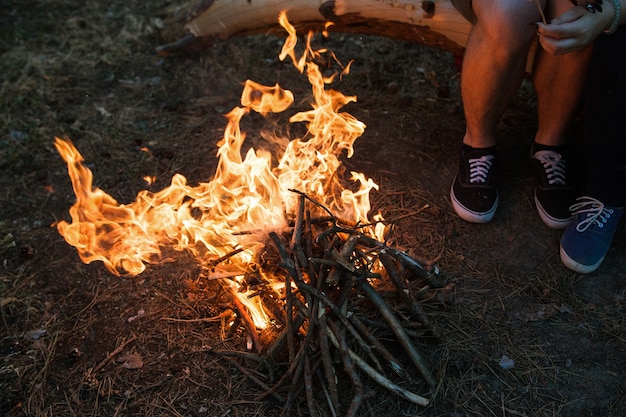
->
<box><xmin>604</xmin><ymin>0</ymin><xmax>621</xmax><ymax>34</ymax></box>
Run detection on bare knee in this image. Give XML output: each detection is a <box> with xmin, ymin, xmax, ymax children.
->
<box><xmin>471</xmin><ymin>0</ymin><xmax>542</xmax><ymax>50</ymax></box>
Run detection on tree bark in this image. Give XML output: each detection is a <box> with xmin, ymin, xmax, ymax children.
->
<box><xmin>158</xmin><ymin>0</ymin><xmax>472</xmax><ymax>56</ymax></box>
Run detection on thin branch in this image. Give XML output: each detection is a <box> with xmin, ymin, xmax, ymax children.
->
<box><xmin>232</xmin><ymin>296</ymin><xmax>263</xmax><ymax>353</ymax></box>
<box><xmin>326</xmin><ymin>328</ymin><xmax>431</xmax><ymax>407</ymax></box>
<box><xmin>533</xmin><ymin>0</ymin><xmax>548</xmax><ymax>24</ymax></box>
<box><xmin>358</xmin><ymin>279</ymin><xmax>436</xmax><ymax>388</ymax></box>
<box><xmin>89</xmin><ymin>334</ymin><xmax>137</xmax><ymax>375</ymax></box>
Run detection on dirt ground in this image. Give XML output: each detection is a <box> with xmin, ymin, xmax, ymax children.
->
<box><xmin>1</xmin><ymin>1</ymin><xmax>625</xmax><ymax>416</ymax></box>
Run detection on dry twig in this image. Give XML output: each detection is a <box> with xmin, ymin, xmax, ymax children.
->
<box><xmin>89</xmin><ymin>334</ymin><xmax>138</xmax><ymax>375</ymax></box>
<box><xmin>211</xmin><ymin>192</ymin><xmax>445</xmax><ymax>415</ymax></box>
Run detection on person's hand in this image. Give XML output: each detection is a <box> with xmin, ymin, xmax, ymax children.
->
<box><xmin>536</xmin><ymin>4</ymin><xmax>613</xmax><ymax>54</ymax></box>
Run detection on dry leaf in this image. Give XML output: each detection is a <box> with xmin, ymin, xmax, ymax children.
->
<box><xmin>1</xmin><ymin>297</ymin><xmax>19</xmax><ymax>307</ymax></box>
<box><xmin>24</xmin><ymin>329</ymin><xmax>47</xmax><ymax>340</ymax></box>
<box><xmin>117</xmin><ymin>354</ymin><xmax>144</xmax><ymax>369</ymax></box>
<box><xmin>515</xmin><ymin>303</ymin><xmax>557</xmax><ymax>322</ymax></box>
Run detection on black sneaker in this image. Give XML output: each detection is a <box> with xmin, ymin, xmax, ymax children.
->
<box><xmin>531</xmin><ymin>143</ymin><xmax>576</xmax><ymax>229</ymax></box>
<box><xmin>450</xmin><ymin>145</ymin><xmax>498</xmax><ymax>223</ymax></box>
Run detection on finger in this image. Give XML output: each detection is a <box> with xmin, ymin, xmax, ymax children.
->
<box><xmin>539</xmin><ymin>35</ymin><xmax>582</xmax><ymax>55</ymax></box>
<box><xmin>537</xmin><ymin>24</ymin><xmax>567</xmax><ymax>39</ymax></box>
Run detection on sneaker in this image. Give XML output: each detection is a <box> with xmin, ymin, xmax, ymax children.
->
<box><xmin>560</xmin><ymin>196</ymin><xmax>624</xmax><ymax>274</ymax></box>
<box><xmin>531</xmin><ymin>144</ymin><xmax>577</xmax><ymax>229</ymax></box>
<box><xmin>450</xmin><ymin>145</ymin><xmax>498</xmax><ymax>223</ymax></box>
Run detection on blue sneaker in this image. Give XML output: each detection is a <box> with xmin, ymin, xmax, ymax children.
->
<box><xmin>560</xmin><ymin>196</ymin><xmax>624</xmax><ymax>274</ymax></box>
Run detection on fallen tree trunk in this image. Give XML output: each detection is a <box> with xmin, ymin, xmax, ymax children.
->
<box><xmin>158</xmin><ymin>0</ymin><xmax>473</xmax><ymax>56</ymax></box>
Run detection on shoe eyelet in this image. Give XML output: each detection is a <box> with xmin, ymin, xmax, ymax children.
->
<box><xmin>599</xmin><ymin>223</ymin><xmax>604</xmax><ymax>228</ymax></box>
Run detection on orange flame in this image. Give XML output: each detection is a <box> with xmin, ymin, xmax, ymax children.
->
<box><xmin>54</xmin><ymin>12</ymin><xmax>383</xmax><ymax>328</ymax></box>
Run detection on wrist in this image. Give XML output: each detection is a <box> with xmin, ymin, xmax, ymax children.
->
<box><xmin>603</xmin><ymin>0</ymin><xmax>622</xmax><ymax>34</ymax></box>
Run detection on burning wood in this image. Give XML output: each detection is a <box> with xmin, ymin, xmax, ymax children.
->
<box><xmin>207</xmin><ymin>192</ymin><xmax>445</xmax><ymax>415</ymax></box>
<box><xmin>54</xmin><ymin>11</ymin><xmax>450</xmax><ymax>414</ymax></box>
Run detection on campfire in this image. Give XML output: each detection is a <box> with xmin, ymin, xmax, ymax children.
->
<box><xmin>54</xmin><ymin>12</ymin><xmax>446</xmax><ymax>415</ymax></box>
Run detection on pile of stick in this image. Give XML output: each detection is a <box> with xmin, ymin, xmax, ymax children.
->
<box><xmin>212</xmin><ymin>191</ymin><xmax>446</xmax><ymax>416</ymax></box>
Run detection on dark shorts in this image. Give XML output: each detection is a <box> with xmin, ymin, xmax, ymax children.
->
<box><xmin>584</xmin><ymin>27</ymin><xmax>626</xmax><ymax>206</ymax></box>
<box><xmin>451</xmin><ymin>0</ymin><xmax>476</xmax><ymax>23</ymax></box>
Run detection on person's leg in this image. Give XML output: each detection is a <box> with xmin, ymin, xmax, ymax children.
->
<box><xmin>560</xmin><ymin>27</ymin><xmax>626</xmax><ymax>274</ymax></box>
<box><xmin>461</xmin><ymin>0</ymin><xmax>543</xmax><ymax>148</ymax></box>
<box><xmin>451</xmin><ymin>0</ymin><xmax>546</xmax><ymax>223</ymax></box>
<box><xmin>527</xmin><ymin>0</ymin><xmax>593</xmax><ymax>228</ymax></box>
<box><xmin>533</xmin><ymin>0</ymin><xmax>593</xmax><ymax>147</ymax></box>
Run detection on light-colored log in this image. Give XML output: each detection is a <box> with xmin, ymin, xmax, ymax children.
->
<box><xmin>159</xmin><ymin>0</ymin><xmax>472</xmax><ymax>55</ymax></box>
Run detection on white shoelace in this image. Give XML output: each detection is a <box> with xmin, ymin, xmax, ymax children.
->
<box><xmin>534</xmin><ymin>150</ymin><xmax>567</xmax><ymax>186</ymax></box>
<box><xmin>468</xmin><ymin>155</ymin><xmax>495</xmax><ymax>184</ymax></box>
<box><xmin>569</xmin><ymin>196</ymin><xmax>615</xmax><ymax>232</ymax></box>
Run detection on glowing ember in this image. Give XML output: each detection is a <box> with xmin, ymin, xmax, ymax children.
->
<box><xmin>54</xmin><ymin>12</ymin><xmax>384</xmax><ymax>328</ymax></box>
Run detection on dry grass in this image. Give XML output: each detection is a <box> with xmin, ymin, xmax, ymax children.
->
<box><xmin>1</xmin><ymin>0</ymin><xmax>625</xmax><ymax>416</ymax></box>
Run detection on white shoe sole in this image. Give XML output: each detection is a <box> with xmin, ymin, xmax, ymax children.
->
<box><xmin>534</xmin><ymin>194</ymin><xmax>571</xmax><ymax>230</ymax></box>
<box><xmin>450</xmin><ymin>186</ymin><xmax>498</xmax><ymax>223</ymax></box>
<box><xmin>559</xmin><ymin>245</ymin><xmax>603</xmax><ymax>274</ymax></box>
